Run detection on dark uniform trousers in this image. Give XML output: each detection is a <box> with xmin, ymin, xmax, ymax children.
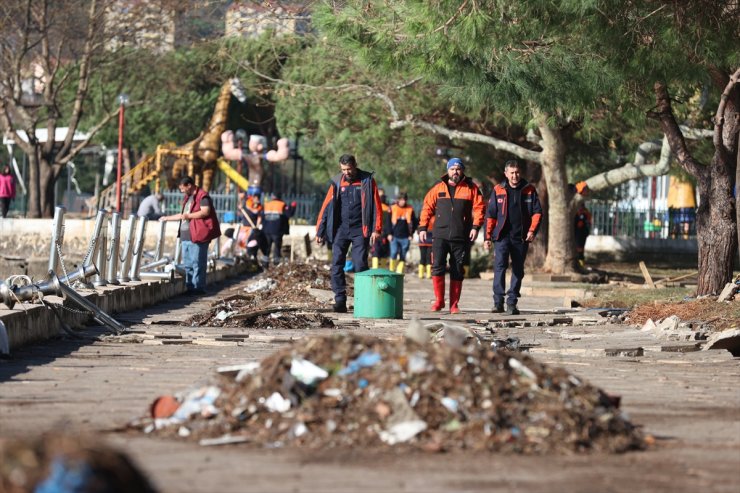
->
<box><xmin>431</xmin><ymin>238</ymin><xmax>468</xmax><ymax>281</ymax></box>
<box><xmin>331</xmin><ymin>227</ymin><xmax>369</xmax><ymax>303</ymax></box>
<box><xmin>493</xmin><ymin>235</ymin><xmax>529</xmax><ymax>306</ymax></box>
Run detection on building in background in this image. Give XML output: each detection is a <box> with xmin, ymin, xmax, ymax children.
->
<box><xmin>225</xmin><ymin>1</ymin><xmax>310</xmax><ymax>38</ymax></box>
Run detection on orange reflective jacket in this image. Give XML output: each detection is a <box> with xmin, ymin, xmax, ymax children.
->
<box><xmin>419</xmin><ymin>175</ymin><xmax>484</xmax><ymax>241</ymax></box>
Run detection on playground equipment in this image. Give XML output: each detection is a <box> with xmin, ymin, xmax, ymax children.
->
<box><xmin>98</xmin><ymin>77</ymin><xmax>290</xmax><ymax>212</ymax></box>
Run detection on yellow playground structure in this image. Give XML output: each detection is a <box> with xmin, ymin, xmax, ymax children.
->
<box><xmin>97</xmin><ymin>78</ymin><xmax>258</xmax><ymax>211</ymax></box>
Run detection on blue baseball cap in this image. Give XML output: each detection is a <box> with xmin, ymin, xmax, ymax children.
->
<box><xmin>447</xmin><ymin>157</ymin><xmax>464</xmax><ymax>170</ymax></box>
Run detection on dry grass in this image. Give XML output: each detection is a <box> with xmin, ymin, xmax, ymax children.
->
<box><xmin>626</xmin><ymin>298</ymin><xmax>740</xmax><ymax>331</ymax></box>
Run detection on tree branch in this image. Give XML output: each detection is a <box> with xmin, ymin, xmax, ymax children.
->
<box><xmin>55</xmin><ymin>103</ymin><xmax>145</xmax><ymax>166</ymax></box>
<box><xmin>585</xmin><ymin>125</ymin><xmax>713</xmax><ymax>192</ymax></box>
<box><xmin>57</xmin><ymin>0</ymin><xmax>98</xmax><ymax>158</ymax></box>
<box><xmin>390</xmin><ymin>117</ymin><xmax>542</xmax><ymax>162</ymax></box>
<box><xmin>649</xmin><ymin>81</ymin><xmax>706</xmax><ymax>178</ymax></box>
<box><xmin>713</xmin><ymin>67</ymin><xmax>740</xmax><ymax>153</ymax></box>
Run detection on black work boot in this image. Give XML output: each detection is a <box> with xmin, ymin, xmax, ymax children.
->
<box><xmin>333</xmin><ymin>301</ymin><xmax>347</xmax><ymax>313</ymax></box>
<box><xmin>492</xmin><ymin>304</ymin><xmax>504</xmax><ymax>313</ymax></box>
<box><xmin>505</xmin><ymin>304</ymin><xmax>520</xmax><ymax>315</ymax></box>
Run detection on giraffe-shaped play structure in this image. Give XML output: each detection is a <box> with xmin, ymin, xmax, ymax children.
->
<box><xmin>98</xmin><ymin>78</ymin><xmax>247</xmax><ymax>210</ymax></box>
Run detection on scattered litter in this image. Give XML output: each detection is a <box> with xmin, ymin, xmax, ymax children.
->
<box><xmin>290</xmin><ymin>358</ymin><xmax>329</xmax><ymax>385</ymax></box>
<box><xmin>245</xmin><ymin>278</ymin><xmax>276</xmax><ymax>293</ymax></box>
<box><xmin>215</xmin><ymin>310</ymin><xmax>236</xmax><ymax>321</ymax></box>
<box><xmin>198</xmin><ymin>435</ymin><xmax>250</xmax><ymax>447</ymax></box>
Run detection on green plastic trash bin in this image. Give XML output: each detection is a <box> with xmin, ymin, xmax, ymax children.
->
<box><xmin>353</xmin><ymin>269</ymin><xmax>403</xmax><ymax>319</ymax></box>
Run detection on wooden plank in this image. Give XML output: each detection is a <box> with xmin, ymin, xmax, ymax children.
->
<box><xmin>639</xmin><ymin>261</ymin><xmax>655</xmax><ymax>289</ymax></box>
<box><xmin>655</xmin><ymin>271</ymin><xmax>698</xmax><ymax>285</ymax></box>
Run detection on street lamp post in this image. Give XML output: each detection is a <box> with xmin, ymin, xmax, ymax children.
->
<box><xmin>115</xmin><ymin>94</ymin><xmax>129</xmax><ymax>213</ymax></box>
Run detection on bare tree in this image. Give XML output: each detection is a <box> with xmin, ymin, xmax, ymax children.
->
<box><xmin>0</xmin><ymin>0</ymin><xmax>168</xmax><ymax>217</ymax></box>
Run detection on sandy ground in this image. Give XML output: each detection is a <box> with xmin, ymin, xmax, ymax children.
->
<box><xmin>1</xmin><ymin>273</ymin><xmax>738</xmax><ymax>493</ymax></box>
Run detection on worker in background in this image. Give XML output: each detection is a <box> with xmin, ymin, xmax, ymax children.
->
<box><xmin>137</xmin><ymin>192</ymin><xmax>165</xmax><ymax>220</ymax></box>
<box><xmin>315</xmin><ymin>154</ymin><xmax>381</xmax><ymax>313</ymax></box>
<box><xmin>262</xmin><ymin>192</ymin><xmax>296</xmax><ymax>266</ymax></box>
<box><xmin>419</xmin><ymin>157</ymin><xmax>485</xmax><ymax>314</ymax></box>
<box><xmin>389</xmin><ymin>192</ymin><xmax>416</xmax><ymax>274</ymax></box>
<box><xmin>371</xmin><ymin>188</ymin><xmax>393</xmax><ymax>269</ymax></box>
<box><xmin>417</xmin><ymin>213</ymin><xmax>434</xmax><ymax>279</ymax></box>
<box><xmin>239</xmin><ymin>193</ymin><xmax>268</xmax><ymax>266</ymax></box>
<box><xmin>574</xmin><ymin>204</ymin><xmax>592</xmax><ymax>266</ymax></box>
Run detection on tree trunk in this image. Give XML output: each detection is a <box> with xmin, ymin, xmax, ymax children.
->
<box><xmin>737</xmin><ymin>149</ymin><xmax>740</xmax><ymax>266</ymax></box>
<box><xmin>26</xmin><ymin>151</ymin><xmax>42</xmax><ymax>218</ymax></box>
<box><xmin>653</xmin><ymin>77</ymin><xmax>739</xmax><ymax>295</ymax></box>
<box><xmin>695</xmin><ymin>172</ymin><xmax>737</xmax><ymax>294</ymax></box>
<box><xmin>40</xmin><ymin>160</ymin><xmax>58</xmax><ymax>218</ymax></box>
<box><xmin>537</xmin><ymin>117</ymin><xmax>576</xmax><ymax>274</ymax></box>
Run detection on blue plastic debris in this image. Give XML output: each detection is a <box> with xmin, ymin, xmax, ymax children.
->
<box><xmin>338</xmin><ymin>351</ymin><xmax>382</xmax><ymax>376</ymax></box>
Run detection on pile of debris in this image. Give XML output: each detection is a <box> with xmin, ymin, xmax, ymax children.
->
<box><xmin>136</xmin><ymin>334</ymin><xmax>645</xmax><ymax>454</ymax></box>
<box><xmin>0</xmin><ymin>434</ymin><xmax>156</xmax><ymax>493</ymax></box>
<box><xmin>186</xmin><ymin>261</ymin><xmax>339</xmax><ymax>328</ymax></box>
<box><xmin>627</xmin><ymin>296</ymin><xmax>740</xmax><ymax>333</ymax></box>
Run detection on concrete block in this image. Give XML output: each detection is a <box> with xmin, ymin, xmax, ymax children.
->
<box><xmin>656</xmin><ymin>315</ymin><xmax>680</xmax><ymax>332</ymax></box>
<box><xmin>717</xmin><ymin>283</ymin><xmax>737</xmax><ymax>302</ymax></box>
<box><xmin>703</xmin><ymin>328</ymin><xmax>740</xmax><ymax>356</ymax></box>
<box><xmin>642</xmin><ymin>318</ymin><xmax>657</xmax><ymax>332</ymax></box>
<box><xmin>605</xmin><ymin>347</ymin><xmax>644</xmax><ymax>357</ymax></box>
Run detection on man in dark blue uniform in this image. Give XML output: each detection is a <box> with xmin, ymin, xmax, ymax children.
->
<box><xmin>484</xmin><ymin>160</ymin><xmax>542</xmax><ymax>315</ymax></box>
<box><xmin>316</xmin><ymin>154</ymin><xmax>382</xmax><ymax>313</ymax></box>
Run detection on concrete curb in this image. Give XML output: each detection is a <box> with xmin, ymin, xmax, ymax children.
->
<box><xmin>0</xmin><ymin>261</ymin><xmax>251</xmax><ymax>352</ymax></box>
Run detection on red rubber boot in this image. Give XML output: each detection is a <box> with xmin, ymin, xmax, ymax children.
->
<box><xmin>449</xmin><ymin>279</ymin><xmax>463</xmax><ymax>314</ymax></box>
<box><xmin>431</xmin><ymin>275</ymin><xmax>445</xmax><ymax>311</ymax></box>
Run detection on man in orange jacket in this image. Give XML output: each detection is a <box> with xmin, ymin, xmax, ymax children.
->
<box><xmin>484</xmin><ymin>160</ymin><xmax>542</xmax><ymax>315</ymax></box>
<box><xmin>418</xmin><ymin>157</ymin><xmax>485</xmax><ymax>314</ymax></box>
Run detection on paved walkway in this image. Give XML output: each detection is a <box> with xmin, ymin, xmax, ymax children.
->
<box><xmin>1</xmin><ymin>273</ymin><xmax>738</xmax><ymax>492</ymax></box>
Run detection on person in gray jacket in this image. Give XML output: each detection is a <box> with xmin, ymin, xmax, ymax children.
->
<box><xmin>137</xmin><ymin>192</ymin><xmax>165</xmax><ymax>220</ymax></box>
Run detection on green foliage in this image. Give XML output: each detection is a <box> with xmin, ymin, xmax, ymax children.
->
<box><xmin>316</xmin><ymin>1</ymin><xmax>627</xmax><ymax>121</ymax></box>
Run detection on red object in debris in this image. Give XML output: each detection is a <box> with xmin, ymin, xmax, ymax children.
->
<box><xmin>605</xmin><ymin>393</ymin><xmax>621</xmax><ymax>409</ymax></box>
<box><xmin>151</xmin><ymin>395</ymin><xmax>180</xmax><ymax>418</ymax></box>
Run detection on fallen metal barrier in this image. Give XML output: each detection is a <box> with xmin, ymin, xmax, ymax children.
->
<box><xmin>140</xmin><ymin>257</ymin><xmax>172</xmax><ymax>272</ymax></box>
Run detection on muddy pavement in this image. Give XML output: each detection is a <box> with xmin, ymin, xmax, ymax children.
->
<box><xmin>0</xmin><ymin>271</ymin><xmax>738</xmax><ymax>493</ymax></box>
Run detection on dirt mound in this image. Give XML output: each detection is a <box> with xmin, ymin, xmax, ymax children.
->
<box><xmin>138</xmin><ymin>334</ymin><xmax>645</xmax><ymax>454</ymax></box>
<box><xmin>0</xmin><ymin>434</ymin><xmax>156</xmax><ymax>493</ymax></box>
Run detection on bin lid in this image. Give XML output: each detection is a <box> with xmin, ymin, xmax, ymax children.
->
<box><xmin>355</xmin><ymin>268</ymin><xmax>403</xmax><ymax>278</ymax></box>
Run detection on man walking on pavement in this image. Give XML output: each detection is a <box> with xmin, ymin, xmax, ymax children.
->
<box><xmin>160</xmin><ymin>176</ymin><xmax>220</xmax><ymax>295</ymax></box>
<box><xmin>316</xmin><ymin>154</ymin><xmax>382</xmax><ymax>313</ymax></box>
<box><xmin>263</xmin><ymin>192</ymin><xmax>296</xmax><ymax>266</ymax></box>
<box><xmin>484</xmin><ymin>159</ymin><xmax>542</xmax><ymax>315</ymax></box>
<box><xmin>418</xmin><ymin>157</ymin><xmax>485</xmax><ymax>314</ymax></box>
